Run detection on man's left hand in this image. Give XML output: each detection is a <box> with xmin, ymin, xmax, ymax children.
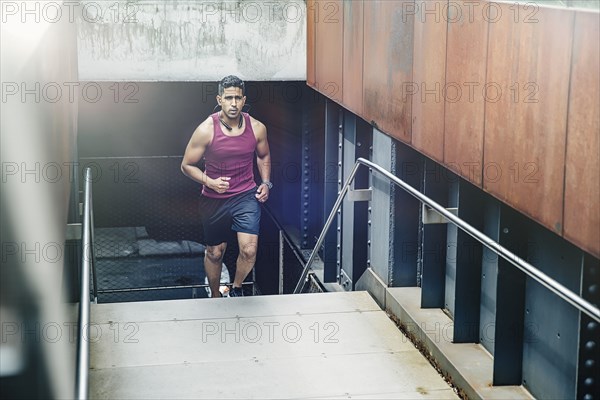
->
<box><xmin>256</xmin><ymin>184</ymin><xmax>269</xmax><ymax>203</ymax></box>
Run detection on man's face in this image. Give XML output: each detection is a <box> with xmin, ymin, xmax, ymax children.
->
<box><xmin>217</xmin><ymin>87</ymin><xmax>245</xmax><ymax>119</ymax></box>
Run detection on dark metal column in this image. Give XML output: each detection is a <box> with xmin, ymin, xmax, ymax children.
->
<box><xmin>493</xmin><ymin>206</ymin><xmax>527</xmax><ymax>385</ymax></box>
<box><xmin>420</xmin><ymin>160</ymin><xmax>448</xmax><ymax>307</ymax></box>
<box><xmin>448</xmin><ymin>179</ymin><xmax>484</xmax><ymax>342</ymax></box>
<box><xmin>336</xmin><ymin>109</ymin><xmax>344</xmax><ymax>286</ymax></box>
<box><xmin>370</xmin><ymin>129</ymin><xmax>394</xmax><ymax>285</ymax></box>
<box><xmin>520</xmin><ymin>222</ymin><xmax>583</xmax><ymax>398</ymax></box>
<box><xmin>340</xmin><ymin>113</ymin><xmax>371</xmax><ymax>290</ymax></box>
<box><xmin>578</xmin><ymin>254</ymin><xmax>599</xmax><ymax>400</ymax></box>
<box><xmin>480</xmin><ymin>197</ymin><xmax>500</xmax><ymax>355</ymax></box>
<box><xmin>322</xmin><ymin>100</ymin><xmax>341</xmax><ymax>282</ymax></box>
<box><xmin>300</xmin><ymin>94</ymin><xmax>313</xmax><ymax>249</ymax></box>
<box><xmin>390</xmin><ymin>142</ymin><xmax>422</xmax><ymax>286</ymax></box>
<box><xmin>301</xmin><ymin>86</ymin><xmax>325</xmax><ymax>250</ymax></box>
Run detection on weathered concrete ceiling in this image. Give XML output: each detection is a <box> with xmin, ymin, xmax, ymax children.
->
<box><xmin>77</xmin><ymin>0</ymin><xmax>306</xmax><ymax>81</ymax></box>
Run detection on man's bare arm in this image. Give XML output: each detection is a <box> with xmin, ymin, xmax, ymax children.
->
<box><xmin>181</xmin><ymin>118</ymin><xmax>230</xmax><ymax>194</ymax></box>
<box><xmin>254</xmin><ymin>119</ymin><xmax>271</xmax><ymax>202</ymax></box>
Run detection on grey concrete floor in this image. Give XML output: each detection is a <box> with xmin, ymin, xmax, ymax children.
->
<box><xmin>89</xmin><ymin>291</ymin><xmax>459</xmax><ymax>399</ymax></box>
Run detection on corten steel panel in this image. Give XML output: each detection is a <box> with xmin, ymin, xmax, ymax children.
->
<box><xmin>342</xmin><ymin>0</ymin><xmax>364</xmax><ymax>115</ymax></box>
<box><xmin>484</xmin><ymin>4</ymin><xmax>574</xmax><ymax>235</ymax></box>
<box><xmin>314</xmin><ymin>0</ymin><xmax>343</xmax><ymax>103</ymax></box>
<box><xmin>307</xmin><ymin>0</ymin><xmax>316</xmax><ymax>87</ymax></box>
<box><xmin>444</xmin><ymin>1</ymin><xmax>489</xmax><ymax>186</ymax></box>
<box><xmin>363</xmin><ymin>0</ymin><xmax>414</xmax><ymax>143</ymax></box>
<box><xmin>564</xmin><ymin>12</ymin><xmax>600</xmax><ymax>258</ymax></box>
<box><xmin>411</xmin><ymin>0</ymin><xmax>447</xmax><ymax>163</ymax></box>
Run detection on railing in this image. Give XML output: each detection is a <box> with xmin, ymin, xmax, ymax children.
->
<box><xmin>75</xmin><ymin>168</ymin><xmax>98</xmax><ymax>400</ymax></box>
<box><xmin>294</xmin><ymin>157</ymin><xmax>600</xmax><ymax>323</ymax></box>
<box><xmin>261</xmin><ymin>206</ymin><xmax>315</xmax><ymax>294</ymax></box>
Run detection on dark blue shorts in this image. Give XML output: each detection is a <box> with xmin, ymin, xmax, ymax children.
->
<box><xmin>199</xmin><ymin>187</ymin><xmax>261</xmax><ymax>246</ymax></box>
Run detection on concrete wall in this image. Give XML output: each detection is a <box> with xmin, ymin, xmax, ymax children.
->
<box><xmin>76</xmin><ymin>0</ymin><xmax>306</xmax><ymax>81</ymax></box>
<box><xmin>1</xmin><ymin>3</ymin><xmax>79</xmax><ymax>397</ymax></box>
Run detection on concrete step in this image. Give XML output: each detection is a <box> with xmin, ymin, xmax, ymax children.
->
<box><xmin>89</xmin><ymin>291</ymin><xmax>458</xmax><ymax>399</ymax></box>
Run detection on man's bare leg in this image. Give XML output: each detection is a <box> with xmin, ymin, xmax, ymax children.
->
<box><xmin>232</xmin><ymin>232</ymin><xmax>258</xmax><ymax>289</ymax></box>
<box><xmin>205</xmin><ymin>242</ymin><xmax>227</xmax><ymax>298</ymax></box>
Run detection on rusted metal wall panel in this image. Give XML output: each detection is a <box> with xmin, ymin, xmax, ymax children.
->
<box><xmin>444</xmin><ymin>1</ymin><xmax>489</xmax><ymax>186</ymax></box>
<box><xmin>314</xmin><ymin>0</ymin><xmax>344</xmax><ymax>103</ymax></box>
<box><xmin>564</xmin><ymin>12</ymin><xmax>600</xmax><ymax>258</ymax></box>
<box><xmin>484</xmin><ymin>4</ymin><xmax>574</xmax><ymax>234</ymax></box>
<box><xmin>309</xmin><ymin>1</ymin><xmax>597</xmax><ymax>255</ymax></box>
<box><xmin>307</xmin><ymin>0</ymin><xmax>316</xmax><ymax>86</ymax></box>
<box><xmin>411</xmin><ymin>0</ymin><xmax>447</xmax><ymax>163</ymax></box>
<box><xmin>363</xmin><ymin>0</ymin><xmax>414</xmax><ymax>143</ymax></box>
<box><xmin>342</xmin><ymin>0</ymin><xmax>364</xmax><ymax>115</ymax></box>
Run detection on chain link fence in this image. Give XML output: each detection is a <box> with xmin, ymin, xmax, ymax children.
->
<box><xmin>93</xmin><ymin>226</ymin><xmax>208</xmax><ymax>302</ymax></box>
<box><xmin>279</xmin><ymin>232</ymin><xmax>324</xmax><ymax>294</ymax></box>
<box><xmin>85</xmin><ymin>157</ymin><xmax>319</xmax><ymax>302</ymax></box>
<box><xmin>85</xmin><ymin>156</ymin><xmax>233</xmax><ymax>302</ymax></box>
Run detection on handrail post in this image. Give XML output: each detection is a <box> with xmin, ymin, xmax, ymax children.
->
<box><xmin>89</xmin><ymin>181</ymin><xmax>98</xmax><ymax>303</ymax></box>
<box><xmin>75</xmin><ymin>168</ymin><xmax>92</xmax><ymax>400</ymax></box>
<box><xmin>278</xmin><ymin>230</ymin><xmax>284</xmax><ymax>295</ymax></box>
<box><xmin>293</xmin><ymin>161</ymin><xmax>362</xmax><ymax>294</ymax></box>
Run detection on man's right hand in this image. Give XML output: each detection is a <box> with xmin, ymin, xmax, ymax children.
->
<box><xmin>208</xmin><ymin>177</ymin><xmax>231</xmax><ymax>194</ymax></box>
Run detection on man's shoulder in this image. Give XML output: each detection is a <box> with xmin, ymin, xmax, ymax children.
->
<box><xmin>195</xmin><ymin>115</ymin><xmax>215</xmax><ymax>135</ymax></box>
<box><xmin>200</xmin><ymin>115</ymin><xmax>216</xmax><ymax>130</ymax></box>
<box><xmin>191</xmin><ymin>115</ymin><xmax>215</xmax><ymax>145</ymax></box>
<box><xmin>249</xmin><ymin>115</ymin><xmax>266</xmax><ymax>132</ymax></box>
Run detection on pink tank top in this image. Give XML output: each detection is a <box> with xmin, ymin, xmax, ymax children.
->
<box><xmin>202</xmin><ymin>112</ymin><xmax>257</xmax><ymax>198</ymax></box>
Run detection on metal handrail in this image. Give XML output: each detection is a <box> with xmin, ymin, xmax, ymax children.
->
<box><xmin>262</xmin><ymin>205</ymin><xmax>311</xmax><ymax>294</ymax></box>
<box><xmin>75</xmin><ymin>168</ymin><xmax>96</xmax><ymax>399</ymax></box>
<box><xmin>294</xmin><ymin>157</ymin><xmax>600</xmax><ymax>323</ymax></box>
<box><xmin>89</xmin><ymin>187</ymin><xmax>98</xmax><ymax>303</ymax></box>
<box><xmin>262</xmin><ymin>205</ymin><xmax>307</xmax><ymax>267</ymax></box>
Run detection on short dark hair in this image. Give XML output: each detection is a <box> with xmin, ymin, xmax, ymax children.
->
<box><xmin>218</xmin><ymin>75</ymin><xmax>245</xmax><ymax>96</ymax></box>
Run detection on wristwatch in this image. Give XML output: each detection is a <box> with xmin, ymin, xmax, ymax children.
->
<box><xmin>262</xmin><ymin>181</ymin><xmax>273</xmax><ymax>189</ymax></box>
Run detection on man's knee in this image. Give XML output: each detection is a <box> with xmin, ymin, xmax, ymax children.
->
<box><xmin>206</xmin><ymin>245</ymin><xmax>225</xmax><ymax>263</ymax></box>
<box><xmin>239</xmin><ymin>243</ymin><xmax>257</xmax><ymax>262</ymax></box>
